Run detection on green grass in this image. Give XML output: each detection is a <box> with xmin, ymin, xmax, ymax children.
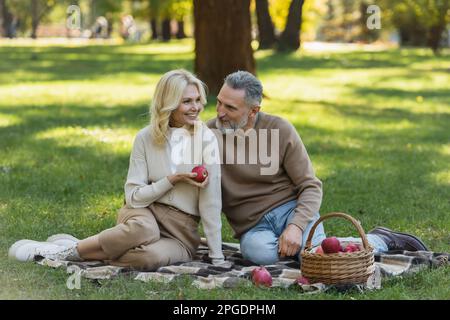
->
<box><xmin>0</xmin><ymin>39</ymin><xmax>449</xmax><ymax>299</ymax></box>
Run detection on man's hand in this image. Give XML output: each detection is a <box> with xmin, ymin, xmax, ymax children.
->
<box><xmin>278</xmin><ymin>224</ymin><xmax>303</xmax><ymax>258</ymax></box>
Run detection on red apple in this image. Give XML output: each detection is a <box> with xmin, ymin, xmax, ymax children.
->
<box><xmin>315</xmin><ymin>246</ymin><xmax>324</xmax><ymax>254</ymax></box>
<box><xmin>296</xmin><ymin>276</ymin><xmax>310</xmax><ymax>285</ymax></box>
<box><xmin>251</xmin><ymin>266</ymin><xmax>272</xmax><ymax>287</ymax></box>
<box><xmin>321</xmin><ymin>237</ymin><xmax>342</xmax><ymax>254</ymax></box>
<box><xmin>191</xmin><ymin>165</ymin><xmax>208</xmax><ymax>183</ymax></box>
<box><xmin>344</xmin><ymin>243</ymin><xmax>360</xmax><ymax>253</ymax></box>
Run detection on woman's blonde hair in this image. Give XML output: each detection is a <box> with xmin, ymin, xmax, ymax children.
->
<box><xmin>149</xmin><ymin>69</ymin><xmax>207</xmax><ymax>145</ymax></box>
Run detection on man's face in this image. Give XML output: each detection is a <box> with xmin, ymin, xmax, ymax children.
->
<box><xmin>215</xmin><ymin>84</ymin><xmax>252</xmax><ymax>133</ymax></box>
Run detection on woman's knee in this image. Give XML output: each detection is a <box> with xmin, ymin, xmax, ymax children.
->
<box><xmin>128</xmin><ymin>218</ymin><xmax>160</xmax><ymax>245</ymax></box>
<box><xmin>118</xmin><ymin>207</ymin><xmax>161</xmax><ymax>244</ymax></box>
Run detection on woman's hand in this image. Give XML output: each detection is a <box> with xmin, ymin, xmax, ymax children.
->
<box><xmin>168</xmin><ymin>173</ymin><xmax>209</xmax><ymax>188</ymax></box>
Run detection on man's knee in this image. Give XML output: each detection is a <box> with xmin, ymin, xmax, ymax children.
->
<box><xmin>240</xmin><ymin>235</ymin><xmax>279</xmax><ymax>265</ymax></box>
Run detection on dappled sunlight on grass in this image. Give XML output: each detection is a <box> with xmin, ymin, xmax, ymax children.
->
<box><xmin>439</xmin><ymin>144</ymin><xmax>450</xmax><ymax>156</ymax></box>
<box><xmin>429</xmin><ymin>169</ymin><xmax>450</xmax><ymax>187</ymax></box>
<box><xmin>34</xmin><ymin>126</ymin><xmax>135</xmax><ymax>152</ymax></box>
<box><xmin>0</xmin><ymin>113</ymin><xmax>22</xmax><ymax>127</ymax></box>
<box><xmin>261</xmin><ymin>74</ymin><xmax>346</xmax><ymax>103</ymax></box>
<box><xmin>0</xmin><ymin>83</ymin><xmax>155</xmax><ymax>108</ymax></box>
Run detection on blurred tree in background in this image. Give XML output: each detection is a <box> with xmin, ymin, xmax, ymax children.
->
<box><xmin>4</xmin><ymin>0</ymin><xmax>59</xmax><ymax>38</ymax></box>
<box><xmin>159</xmin><ymin>0</ymin><xmax>191</xmax><ymax>41</ymax></box>
<box><xmin>317</xmin><ymin>0</ymin><xmax>381</xmax><ymax>43</ymax></box>
<box><xmin>130</xmin><ymin>0</ymin><xmax>191</xmax><ymax>41</ymax></box>
<box><xmin>127</xmin><ymin>0</ymin><xmax>161</xmax><ymax>39</ymax></box>
<box><xmin>277</xmin><ymin>0</ymin><xmax>306</xmax><ymax>51</ymax></box>
<box><xmin>0</xmin><ymin>0</ymin><xmax>15</xmax><ymax>38</ymax></box>
<box><xmin>255</xmin><ymin>0</ymin><xmax>276</xmax><ymax>49</ymax></box>
<box><xmin>0</xmin><ymin>0</ymin><xmax>448</xmax><ymax>53</ymax></box>
<box><xmin>380</xmin><ymin>0</ymin><xmax>450</xmax><ymax>53</ymax></box>
<box><xmin>254</xmin><ymin>0</ymin><xmax>314</xmax><ymax>51</ymax></box>
<box><xmin>83</xmin><ymin>0</ymin><xmax>121</xmax><ymax>37</ymax></box>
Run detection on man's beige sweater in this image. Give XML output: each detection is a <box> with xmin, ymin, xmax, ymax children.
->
<box><xmin>124</xmin><ymin>124</ymin><xmax>224</xmax><ymax>260</ymax></box>
<box><xmin>207</xmin><ymin>112</ymin><xmax>322</xmax><ymax>239</ymax></box>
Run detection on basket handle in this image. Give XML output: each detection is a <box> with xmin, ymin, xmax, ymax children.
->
<box><xmin>304</xmin><ymin>212</ymin><xmax>371</xmax><ymax>251</ymax></box>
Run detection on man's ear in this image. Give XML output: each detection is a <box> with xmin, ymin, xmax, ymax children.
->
<box><xmin>250</xmin><ymin>106</ymin><xmax>261</xmax><ymax>118</ymax></box>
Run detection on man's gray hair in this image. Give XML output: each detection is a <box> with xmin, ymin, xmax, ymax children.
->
<box><xmin>224</xmin><ymin>71</ymin><xmax>263</xmax><ymax>107</ymax></box>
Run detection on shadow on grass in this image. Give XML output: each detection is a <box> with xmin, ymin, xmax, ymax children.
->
<box><xmin>0</xmin><ymin>44</ymin><xmax>193</xmax><ymax>83</ymax></box>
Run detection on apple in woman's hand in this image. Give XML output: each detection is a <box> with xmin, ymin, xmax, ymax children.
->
<box><xmin>191</xmin><ymin>165</ymin><xmax>208</xmax><ymax>183</ymax></box>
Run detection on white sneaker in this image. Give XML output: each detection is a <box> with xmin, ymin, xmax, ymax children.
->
<box><xmin>46</xmin><ymin>233</ymin><xmax>79</xmax><ymax>248</ymax></box>
<box><xmin>8</xmin><ymin>240</ymin><xmax>64</xmax><ymax>262</ymax></box>
<box><xmin>8</xmin><ymin>239</ymin><xmax>35</xmax><ymax>260</ymax></box>
<box><xmin>35</xmin><ymin>243</ymin><xmax>82</xmax><ymax>261</ymax></box>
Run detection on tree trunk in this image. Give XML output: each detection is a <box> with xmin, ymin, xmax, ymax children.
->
<box><xmin>150</xmin><ymin>18</ymin><xmax>158</xmax><ymax>39</ymax></box>
<box><xmin>426</xmin><ymin>1</ymin><xmax>450</xmax><ymax>55</ymax></box>
<box><xmin>277</xmin><ymin>0</ymin><xmax>305</xmax><ymax>52</ymax></box>
<box><xmin>161</xmin><ymin>18</ymin><xmax>171</xmax><ymax>41</ymax></box>
<box><xmin>106</xmin><ymin>15</ymin><xmax>113</xmax><ymax>38</ymax></box>
<box><xmin>0</xmin><ymin>0</ymin><xmax>14</xmax><ymax>38</ymax></box>
<box><xmin>326</xmin><ymin>0</ymin><xmax>335</xmax><ymax>20</ymax></box>
<box><xmin>358</xmin><ymin>0</ymin><xmax>380</xmax><ymax>43</ymax></box>
<box><xmin>427</xmin><ymin>24</ymin><xmax>445</xmax><ymax>55</ymax></box>
<box><xmin>194</xmin><ymin>0</ymin><xmax>255</xmax><ymax>95</ymax></box>
<box><xmin>255</xmin><ymin>0</ymin><xmax>276</xmax><ymax>49</ymax></box>
<box><xmin>0</xmin><ymin>0</ymin><xmax>5</xmax><ymax>37</ymax></box>
<box><xmin>31</xmin><ymin>0</ymin><xmax>39</xmax><ymax>39</ymax></box>
<box><xmin>88</xmin><ymin>0</ymin><xmax>96</xmax><ymax>29</ymax></box>
<box><xmin>176</xmin><ymin>20</ymin><xmax>186</xmax><ymax>39</ymax></box>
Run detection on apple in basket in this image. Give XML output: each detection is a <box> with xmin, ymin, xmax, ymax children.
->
<box><xmin>191</xmin><ymin>165</ymin><xmax>208</xmax><ymax>183</ymax></box>
<box><xmin>344</xmin><ymin>242</ymin><xmax>360</xmax><ymax>253</ymax></box>
<box><xmin>251</xmin><ymin>266</ymin><xmax>272</xmax><ymax>287</ymax></box>
<box><xmin>321</xmin><ymin>237</ymin><xmax>342</xmax><ymax>254</ymax></box>
<box><xmin>315</xmin><ymin>246</ymin><xmax>324</xmax><ymax>254</ymax></box>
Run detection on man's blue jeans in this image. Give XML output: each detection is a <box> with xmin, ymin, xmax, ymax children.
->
<box><xmin>240</xmin><ymin>200</ymin><xmax>388</xmax><ymax>265</ymax></box>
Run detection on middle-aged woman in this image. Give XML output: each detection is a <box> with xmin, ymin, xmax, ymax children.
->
<box><xmin>9</xmin><ymin>69</ymin><xmax>229</xmax><ymax>270</ymax></box>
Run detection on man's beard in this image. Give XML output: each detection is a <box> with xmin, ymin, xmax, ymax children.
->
<box><xmin>216</xmin><ymin>115</ymin><xmax>249</xmax><ymax>135</ymax></box>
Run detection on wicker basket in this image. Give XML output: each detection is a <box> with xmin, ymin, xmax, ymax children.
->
<box><xmin>300</xmin><ymin>212</ymin><xmax>375</xmax><ymax>285</ymax></box>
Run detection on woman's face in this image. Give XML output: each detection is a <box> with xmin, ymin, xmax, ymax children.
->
<box><xmin>169</xmin><ymin>84</ymin><xmax>203</xmax><ymax>127</ymax></box>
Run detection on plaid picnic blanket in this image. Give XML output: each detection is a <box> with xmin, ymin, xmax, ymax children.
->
<box><xmin>36</xmin><ymin>239</ymin><xmax>449</xmax><ymax>293</ymax></box>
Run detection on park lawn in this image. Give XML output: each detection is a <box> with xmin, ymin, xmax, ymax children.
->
<box><xmin>0</xmin><ymin>39</ymin><xmax>449</xmax><ymax>299</ymax></box>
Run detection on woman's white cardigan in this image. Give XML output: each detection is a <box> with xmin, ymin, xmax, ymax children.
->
<box><xmin>124</xmin><ymin>123</ymin><xmax>224</xmax><ymax>260</ymax></box>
